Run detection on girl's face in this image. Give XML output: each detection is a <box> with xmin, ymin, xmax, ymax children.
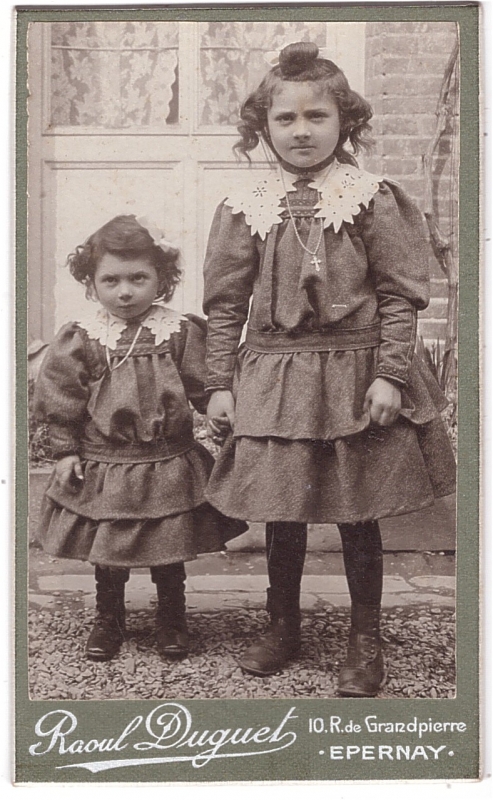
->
<box><xmin>92</xmin><ymin>253</ymin><xmax>160</xmax><ymax>320</ymax></box>
<box><xmin>267</xmin><ymin>82</ymin><xmax>340</xmax><ymax>170</ymax></box>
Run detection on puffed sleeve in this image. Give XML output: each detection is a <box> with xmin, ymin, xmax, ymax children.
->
<box><xmin>361</xmin><ymin>181</ymin><xmax>431</xmax><ymax>386</ymax></box>
<box><xmin>34</xmin><ymin>323</ymin><xmax>90</xmax><ymax>457</ymax></box>
<box><xmin>203</xmin><ymin>202</ymin><xmax>259</xmax><ymax>391</ymax></box>
<box><xmin>169</xmin><ymin>315</ymin><xmax>209</xmax><ymax>415</ymax></box>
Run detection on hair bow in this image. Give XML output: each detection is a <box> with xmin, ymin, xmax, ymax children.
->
<box><xmin>135</xmin><ymin>215</ymin><xmax>179</xmax><ymax>254</ymax></box>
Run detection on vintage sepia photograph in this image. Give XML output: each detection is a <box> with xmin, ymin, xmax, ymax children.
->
<box><xmin>27</xmin><ymin>16</ymin><xmax>458</xmax><ymax>700</ymax></box>
<box><xmin>15</xmin><ymin>3</ymin><xmax>481</xmax><ymax>785</ymax></box>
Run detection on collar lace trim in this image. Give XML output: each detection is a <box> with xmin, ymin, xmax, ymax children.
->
<box><xmin>224</xmin><ymin>169</ymin><xmax>297</xmax><ymax>240</ymax></box>
<box><xmin>75</xmin><ymin>304</ymin><xmax>187</xmax><ymax>349</ymax></box>
<box><xmin>224</xmin><ymin>161</ymin><xmax>382</xmax><ymax>238</ymax></box>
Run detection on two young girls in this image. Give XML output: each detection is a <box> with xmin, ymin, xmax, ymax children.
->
<box><xmin>203</xmin><ymin>42</ymin><xmax>456</xmax><ymax>695</ymax></box>
<box><xmin>35</xmin><ymin>215</ymin><xmax>245</xmax><ymax>662</ymax></box>
<box><xmin>36</xmin><ymin>41</ymin><xmax>455</xmax><ymax>697</ymax></box>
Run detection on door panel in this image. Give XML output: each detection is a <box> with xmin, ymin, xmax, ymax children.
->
<box><xmin>47</xmin><ymin>161</ymin><xmax>183</xmax><ymax>325</ymax></box>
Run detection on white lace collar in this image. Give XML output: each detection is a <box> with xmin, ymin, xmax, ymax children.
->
<box><xmin>74</xmin><ymin>304</ymin><xmax>187</xmax><ymax>349</ymax></box>
<box><xmin>224</xmin><ymin>169</ymin><xmax>297</xmax><ymax>240</ymax></box>
<box><xmin>224</xmin><ymin>160</ymin><xmax>382</xmax><ymax>238</ymax></box>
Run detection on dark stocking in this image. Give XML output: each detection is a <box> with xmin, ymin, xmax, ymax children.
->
<box><xmin>338</xmin><ymin>520</ymin><xmax>383</xmax><ymax>607</ymax></box>
<box><xmin>337</xmin><ymin>520</ymin><xmax>385</xmax><ymax>697</ymax></box>
<box><xmin>265</xmin><ymin>521</ymin><xmax>308</xmax><ymax>600</ymax></box>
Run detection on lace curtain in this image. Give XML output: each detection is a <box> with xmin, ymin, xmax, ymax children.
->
<box><xmin>199</xmin><ymin>21</ymin><xmax>327</xmax><ymax>126</ymax></box>
<box><xmin>50</xmin><ymin>21</ymin><xmax>329</xmax><ymax>129</ymax></box>
<box><xmin>50</xmin><ymin>22</ymin><xmax>179</xmax><ymax>127</ymax></box>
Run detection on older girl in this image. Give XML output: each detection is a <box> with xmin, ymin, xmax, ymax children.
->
<box><xmin>203</xmin><ymin>42</ymin><xmax>456</xmax><ymax>695</ymax></box>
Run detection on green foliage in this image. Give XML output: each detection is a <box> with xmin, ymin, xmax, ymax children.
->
<box><xmin>416</xmin><ymin>337</ymin><xmax>457</xmax><ymax>455</ymax></box>
<box><xmin>28</xmin><ymin>378</ymin><xmax>54</xmax><ymax>466</ymax></box>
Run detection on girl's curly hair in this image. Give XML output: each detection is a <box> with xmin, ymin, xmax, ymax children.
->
<box><xmin>234</xmin><ymin>41</ymin><xmax>374</xmax><ymax>166</ymax></box>
<box><xmin>66</xmin><ymin>215</ymin><xmax>181</xmax><ymax>303</ymax></box>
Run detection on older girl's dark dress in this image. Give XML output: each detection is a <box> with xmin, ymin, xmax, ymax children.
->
<box><xmin>35</xmin><ymin>305</ymin><xmax>246</xmax><ymax>567</ymax></box>
<box><xmin>203</xmin><ymin>162</ymin><xmax>456</xmax><ymax>523</ymax></box>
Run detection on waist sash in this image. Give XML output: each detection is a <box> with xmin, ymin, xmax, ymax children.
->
<box><xmin>245</xmin><ymin>324</ymin><xmax>381</xmax><ymax>353</ymax></box>
<box><xmin>80</xmin><ymin>438</ymin><xmax>196</xmax><ymax>463</ymax></box>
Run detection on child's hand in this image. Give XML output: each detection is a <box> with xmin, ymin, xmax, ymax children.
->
<box><xmin>363</xmin><ymin>377</ymin><xmax>402</xmax><ymax>426</ymax></box>
<box><xmin>207</xmin><ymin>390</ymin><xmax>235</xmax><ymax>444</ymax></box>
<box><xmin>209</xmin><ymin>415</ymin><xmax>231</xmax><ymax>445</ymax></box>
<box><xmin>55</xmin><ymin>455</ymin><xmax>84</xmax><ymax>493</ymax></box>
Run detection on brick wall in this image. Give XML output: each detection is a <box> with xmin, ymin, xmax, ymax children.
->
<box><xmin>364</xmin><ymin>22</ymin><xmax>459</xmax><ymax>344</ymax></box>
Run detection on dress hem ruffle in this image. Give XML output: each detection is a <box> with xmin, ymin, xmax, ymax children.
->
<box><xmin>205</xmin><ymin>417</ymin><xmax>457</xmax><ymax>525</ymax></box>
<box><xmin>205</xmin><ymin>488</ymin><xmax>456</xmax><ymax>525</ymax></box>
<box><xmin>38</xmin><ymin>499</ymin><xmax>247</xmax><ymax>568</ymax></box>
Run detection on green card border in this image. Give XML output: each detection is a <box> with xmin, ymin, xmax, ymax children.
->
<box><xmin>14</xmin><ymin>3</ymin><xmax>481</xmax><ymax>784</ymax></box>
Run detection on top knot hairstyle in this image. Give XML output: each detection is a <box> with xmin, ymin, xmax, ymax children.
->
<box><xmin>66</xmin><ymin>215</ymin><xmax>181</xmax><ymax>303</ymax></box>
<box><xmin>235</xmin><ymin>41</ymin><xmax>374</xmax><ymax>166</ymax></box>
<box><xmin>278</xmin><ymin>40</ymin><xmax>320</xmax><ymax>78</ymax></box>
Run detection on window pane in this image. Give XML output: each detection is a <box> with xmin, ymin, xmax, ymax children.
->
<box><xmin>50</xmin><ymin>21</ymin><xmax>179</xmax><ymax>128</ymax></box>
<box><xmin>199</xmin><ymin>22</ymin><xmax>327</xmax><ymax>126</ymax></box>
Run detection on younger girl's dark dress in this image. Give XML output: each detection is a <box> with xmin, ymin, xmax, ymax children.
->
<box><xmin>35</xmin><ymin>304</ymin><xmax>246</xmax><ymax>567</ymax></box>
<box><xmin>203</xmin><ymin>162</ymin><xmax>456</xmax><ymax>523</ymax></box>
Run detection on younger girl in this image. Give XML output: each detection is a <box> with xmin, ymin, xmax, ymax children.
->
<box><xmin>35</xmin><ymin>215</ymin><xmax>245</xmax><ymax>662</ymax></box>
<box><xmin>203</xmin><ymin>42</ymin><xmax>456</xmax><ymax>695</ymax></box>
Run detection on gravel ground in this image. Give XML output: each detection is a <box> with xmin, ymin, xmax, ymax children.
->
<box><xmin>28</xmin><ymin>605</ymin><xmax>455</xmax><ymax>700</ymax></box>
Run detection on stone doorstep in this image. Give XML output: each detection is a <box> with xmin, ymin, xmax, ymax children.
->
<box><xmin>36</xmin><ymin>574</ymin><xmax>444</xmax><ymax>595</ymax></box>
<box><xmin>29</xmin><ymin>590</ymin><xmax>456</xmax><ymax>612</ymax></box>
<box><xmin>409</xmin><ymin>575</ymin><xmax>456</xmax><ymax>590</ymax></box>
<box><xmin>37</xmin><ymin>573</ymin><xmax>413</xmax><ymax>595</ymax></box>
<box><xmin>33</xmin><ymin>573</ymin><xmax>455</xmax><ymax>612</ymax></box>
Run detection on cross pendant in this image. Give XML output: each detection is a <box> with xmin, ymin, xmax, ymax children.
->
<box><xmin>311</xmin><ymin>255</ymin><xmax>322</xmax><ymax>272</ymax></box>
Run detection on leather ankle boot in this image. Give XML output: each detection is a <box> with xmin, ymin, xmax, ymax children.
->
<box><xmin>239</xmin><ymin>588</ymin><xmax>301</xmax><ymax>676</ymax></box>
<box><xmin>151</xmin><ymin>564</ymin><xmax>189</xmax><ymax>659</ymax></box>
<box><xmin>338</xmin><ymin>602</ymin><xmax>385</xmax><ymax>697</ymax></box>
<box><xmin>86</xmin><ymin>567</ymin><xmax>127</xmax><ymax>661</ymax></box>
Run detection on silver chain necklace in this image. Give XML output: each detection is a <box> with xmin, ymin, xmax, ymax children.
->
<box><xmin>105</xmin><ymin>321</ymin><xmax>143</xmax><ymax>372</ymax></box>
<box><xmin>280</xmin><ymin>165</ymin><xmax>332</xmax><ymax>272</ymax></box>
